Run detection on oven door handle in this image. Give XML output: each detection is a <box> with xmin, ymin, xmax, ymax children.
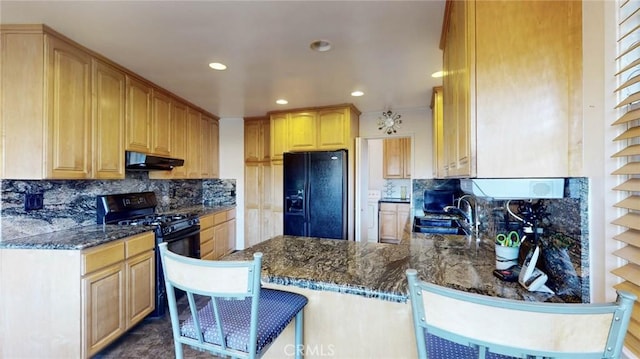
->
<box><xmin>162</xmin><ymin>226</ymin><xmax>201</xmax><ymax>243</ymax></box>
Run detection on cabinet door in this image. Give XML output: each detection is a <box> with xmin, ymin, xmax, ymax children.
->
<box><xmin>378</xmin><ymin>206</ymin><xmax>398</xmax><ymax>242</ymax></box>
<box><xmin>245</xmin><ymin>118</ymin><xmax>270</xmax><ymax>162</ymax></box>
<box><xmin>125</xmin><ymin>76</ymin><xmax>152</xmax><ymax>153</ymax></box>
<box><xmin>402</xmin><ymin>138</ymin><xmax>412</xmax><ymax>178</ymax></box>
<box><xmin>270</xmin><ymin>114</ymin><xmax>288</xmax><ymax>161</ymax></box>
<box><xmin>126</xmin><ymin>251</ymin><xmax>154</xmax><ymax>328</ymax></box>
<box><xmin>45</xmin><ymin>35</ymin><xmax>92</xmax><ymax>179</ymax></box>
<box><xmin>151</xmin><ymin>89</ymin><xmax>172</xmax><ymax>156</ymax></box>
<box><xmin>171</xmin><ymin>101</ymin><xmax>188</xmax><ymax>178</ymax></box>
<box><xmin>82</xmin><ymin>262</ymin><xmax>125</xmax><ymax>357</ymax></box>
<box><xmin>186</xmin><ymin>108</ymin><xmax>202</xmax><ymax>178</ymax></box>
<box><xmin>317</xmin><ymin>108</ymin><xmax>348</xmax><ymax>150</ymax></box>
<box><xmin>227</xmin><ymin>218</ymin><xmax>236</xmax><ymax>255</ymax></box>
<box><xmin>271</xmin><ymin>161</ymin><xmax>284</xmax><ymax>236</ymax></box>
<box><xmin>288</xmin><ymin>111</ymin><xmax>317</xmax><ymax>151</ymax></box>
<box><xmin>200</xmin><ymin>116</ymin><xmax>212</xmax><ymax>178</ymax></box>
<box><xmin>245</xmin><ymin>163</ymin><xmax>262</xmax><ymax>248</ymax></box>
<box><xmin>210</xmin><ymin>118</ymin><xmax>220</xmax><ymax>178</ymax></box>
<box><xmin>213</xmin><ymin>222</ymin><xmax>228</xmax><ymax>259</ymax></box>
<box><xmin>93</xmin><ymin>59</ymin><xmax>125</xmax><ymax>179</ymax></box>
<box><xmin>431</xmin><ymin>86</ymin><xmax>445</xmax><ymax>178</ymax></box>
<box><xmin>383</xmin><ymin>138</ymin><xmax>404</xmax><ymax>179</ymax></box>
<box><xmin>397</xmin><ymin>203</ymin><xmax>410</xmax><ymax>238</ymax></box>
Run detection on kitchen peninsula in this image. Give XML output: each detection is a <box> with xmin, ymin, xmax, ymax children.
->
<box><xmin>224</xmin><ymin>233</ymin><xmax>575</xmax><ymax>358</ymax></box>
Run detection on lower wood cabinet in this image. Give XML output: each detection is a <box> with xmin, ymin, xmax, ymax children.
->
<box><xmin>378</xmin><ymin>202</ymin><xmax>410</xmax><ymax>244</ymax></box>
<box><xmin>0</xmin><ymin>231</ymin><xmax>155</xmax><ymax>358</ymax></box>
<box><xmin>200</xmin><ymin>208</ymin><xmax>236</xmax><ymax>260</ymax></box>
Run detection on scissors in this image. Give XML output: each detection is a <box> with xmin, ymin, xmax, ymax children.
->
<box><xmin>496</xmin><ymin>231</ymin><xmax>521</xmax><ymax>247</ymax></box>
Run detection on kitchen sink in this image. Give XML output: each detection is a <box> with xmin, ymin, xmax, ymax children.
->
<box><xmin>413</xmin><ymin>214</ymin><xmax>467</xmax><ymax>235</ymax></box>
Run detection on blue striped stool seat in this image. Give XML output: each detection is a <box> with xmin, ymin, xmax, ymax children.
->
<box><xmin>181</xmin><ymin>289</ymin><xmax>308</xmax><ymax>354</ymax></box>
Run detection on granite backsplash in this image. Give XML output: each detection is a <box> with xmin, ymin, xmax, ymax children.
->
<box><xmin>412</xmin><ymin>178</ymin><xmax>589</xmax><ymax>302</ymax></box>
<box><xmin>0</xmin><ymin>172</ymin><xmax>235</xmax><ymax>240</ymax></box>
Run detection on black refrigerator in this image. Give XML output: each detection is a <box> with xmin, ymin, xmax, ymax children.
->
<box><xmin>283</xmin><ymin>150</ymin><xmax>347</xmax><ymax>240</ymax></box>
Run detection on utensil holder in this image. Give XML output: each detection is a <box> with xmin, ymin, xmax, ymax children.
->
<box><xmin>495</xmin><ymin>245</ymin><xmax>519</xmax><ymax>270</ymax></box>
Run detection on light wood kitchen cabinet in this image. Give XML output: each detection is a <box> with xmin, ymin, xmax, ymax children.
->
<box><xmin>0</xmin><ymin>231</ymin><xmax>155</xmax><ymax>359</ymax></box>
<box><xmin>125</xmin><ymin>75</ymin><xmax>152</xmax><ymax>153</ymax></box>
<box><xmin>440</xmin><ymin>0</ymin><xmax>581</xmax><ymax>178</ymax></box>
<box><xmin>93</xmin><ymin>59</ymin><xmax>125</xmax><ymax>179</ymax></box>
<box><xmin>200</xmin><ymin>115</ymin><xmax>220</xmax><ymax>179</ymax></box>
<box><xmin>270</xmin><ymin>113</ymin><xmax>289</xmax><ymax>162</ymax></box>
<box><xmin>200</xmin><ymin>208</ymin><xmax>236</xmax><ymax>260</ymax></box>
<box><xmin>186</xmin><ymin>108</ymin><xmax>202</xmax><ymax>178</ymax></box>
<box><xmin>1</xmin><ymin>24</ymin><xmax>219</xmax><ymax>180</ymax></box>
<box><xmin>245</xmin><ymin>117</ymin><xmax>271</xmax><ymax>162</ymax></box>
<box><xmin>431</xmin><ymin>86</ymin><xmax>445</xmax><ymax>178</ymax></box>
<box><xmin>378</xmin><ymin>202</ymin><xmax>410</xmax><ymax>244</ymax></box>
<box><xmin>210</xmin><ymin>117</ymin><xmax>220</xmax><ymax>178</ymax></box>
<box><xmin>245</xmin><ymin>162</ymin><xmax>272</xmax><ymax>247</ymax></box>
<box><xmin>288</xmin><ymin>111</ymin><xmax>317</xmax><ymax>151</ymax></box>
<box><xmin>383</xmin><ymin>138</ymin><xmax>411</xmax><ymax>179</ymax></box>
<box><xmin>151</xmin><ymin>89</ymin><xmax>173</xmax><ymax>156</ymax></box>
<box><xmin>245</xmin><ymin>117</ymin><xmax>272</xmax><ymax>248</ymax></box>
<box><xmin>168</xmin><ymin>100</ymin><xmax>188</xmax><ymax>178</ymax></box>
<box><xmin>1</xmin><ymin>26</ymin><xmax>94</xmax><ymax>179</ymax></box>
<box><xmin>317</xmin><ymin>107</ymin><xmax>359</xmax><ymax>150</ymax></box>
<box><xmin>83</xmin><ymin>232</ymin><xmax>155</xmax><ymax>357</ymax></box>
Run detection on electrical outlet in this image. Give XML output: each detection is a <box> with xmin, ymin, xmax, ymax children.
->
<box><xmin>25</xmin><ymin>193</ymin><xmax>44</xmax><ymax>211</ymax></box>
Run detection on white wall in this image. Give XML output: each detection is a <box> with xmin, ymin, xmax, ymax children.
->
<box><xmin>359</xmin><ymin>107</ymin><xmax>433</xmax><ymax>179</ymax></box>
<box><xmin>218</xmin><ymin>118</ymin><xmax>245</xmax><ymax>250</ymax></box>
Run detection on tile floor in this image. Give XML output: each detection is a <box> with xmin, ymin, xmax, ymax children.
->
<box><xmin>95</xmin><ymin>297</ymin><xmax>217</xmax><ymax>359</ymax></box>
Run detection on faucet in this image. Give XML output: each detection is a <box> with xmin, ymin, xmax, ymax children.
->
<box><xmin>444</xmin><ymin>194</ymin><xmax>478</xmax><ymax>236</ymax></box>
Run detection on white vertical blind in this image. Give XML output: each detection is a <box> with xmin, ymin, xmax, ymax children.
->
<box><xmin>612</xmin><ymin>0</ymin><xmax>640</xmax><ymax>355</ymax></box>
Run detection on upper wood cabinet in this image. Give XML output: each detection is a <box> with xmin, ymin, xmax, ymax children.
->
<box><xmin>186</xmin><ymin>108</ymin><xmax>202</xmax><ymax>178</ymax></box>
<box><xmin>151</xmin><ymin>89</ymin><xmax>172</xmax><ymax>156</ymax></box>
<box><xmin>244</xmin><ymin>116</ymin><xmax>270</xmax><ymax>162</ymax></box>
<box><xmin>431</xmin><ymin>86</ymin><xmax>445</xmax><ymax>178</ymax></box>
<box><xmin>269</xmin><ymin>104</ymin><xmax>360</xmax><ymax>160</ymax></box>
<box><xmin>200</xmin><ymin>114</ymin><xmax>219</xmax><ymax>178</ymax></box>
<box><xmin>1</xmin><ymin>24</ymin><xmax>220</xmax><ymax>180</ymax></box>
<box><xmin>93</xmin><ymin>59</ymin><xmax>126</xmax><ymax>179</ymax></box>
<box><xmin>288</xmin><ymin>111</ymin><xmax>317</xmax><ymax>151</ymax></box>
<box><xmin>383</xmin><ymin>138</ymin><xmax>411</xmax><ymax>179</ymax></box>
<box><xmin>270</xmin><ymin>113</ymin><xmax>288</xmax><ymax>162</ymax></box>
<box><xmin>440</xmin><ymin>0</ymin><xmax>581</xmax><ymax>178</ymax></box>
<box><xmin>1</xmin><ymin>26</ymin><xmax>95</xmax><ymax>179</ymax></box>
<box><xmin>125</xmin><ymin>75</ymin><xmax>152</xmax><ymax>153</ymax></box>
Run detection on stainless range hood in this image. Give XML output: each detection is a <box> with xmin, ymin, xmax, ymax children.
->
<box><xmin>125</xmin><ymin>151</ymin><xmax>184</xmax><ymax>171</ymax></box>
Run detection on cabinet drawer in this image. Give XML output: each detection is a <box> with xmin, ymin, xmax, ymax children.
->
<box><xmin>82</xmin><ymin>240</ymin><xmax>125</xmax><ymax>275</ymax></box>
<box><xmin>200</xmin><ymin>214</ymin><xmax>214</xmax><ymax>229</ymax></box>
<box><xmin>214</xmin><ymin>211</ymin><xmax>227</xmax><ymax>225</ymax></box>
<box><xmin>226</xmin><ymin>208</ymin><xmax>236</xmax><ymax>220</ymax></box>
<box><xmin>379</xmin><ymin>203</ymin><xmax>397</xmax><ymax>211</ymax></box>
<box><xmin>125</xmin><ymin>232</ymin><xmax>155</xmax><ymax>258</ymax></box>
<box><xmin>200</xmin><ymin>239</ymin><xmax>214</xmax><ymax>259</ymax></box>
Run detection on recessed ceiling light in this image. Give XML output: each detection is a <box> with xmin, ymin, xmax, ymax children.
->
<box><xmin>310</xmin><ymin>40</ymin><xmax>332</xmax><ymax>52</ymax></box>
<box><xmin>276</xmin><ymin>99</ymin><xmax>288</xmax><ymax>105</ymax></box>
<box><xmin>209</xmin><ymin>62</ymin><xmax>227</xmax><ymax>70</ymax></box>
<box><xmin>431</xmin><ymin>71</ymin><xmax>444</xmax><ymax>78</ymax></box>
<box><xmin>351</xmin><ymin>91</ymin><xmax>364</xmax><ymax>97</ymax></box>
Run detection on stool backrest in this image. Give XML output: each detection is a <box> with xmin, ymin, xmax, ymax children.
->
<box><xmin>159</xmin><ymin>243</ymin><xmax>262</xmax><ymax>357</ymax></box>
<box><xmin>406</xmin><ymin>269</ymin><xmax>636</xmax><ymax>359</ymax></box>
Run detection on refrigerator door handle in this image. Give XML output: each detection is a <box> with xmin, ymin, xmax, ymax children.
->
<box><xmin>305</xmin><ymin>179</ymin><xmax>310</xmax><ymax>235</ymax></box>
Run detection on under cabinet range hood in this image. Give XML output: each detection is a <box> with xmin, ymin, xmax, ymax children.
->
<box><xmin>125</xmin><ymin>151</ymin><xmax>184</xmax><ymax>171</ymax></box>
<box><xmin>459</xmin><ymin>178</ymin><xmax>565</xmax><ymax>199</ymax></box>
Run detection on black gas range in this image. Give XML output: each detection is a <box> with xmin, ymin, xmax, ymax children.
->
<box><xmin>97</xmin><ymin>191</ymin><xmax>200</xmax><ymax>318</ymax></box>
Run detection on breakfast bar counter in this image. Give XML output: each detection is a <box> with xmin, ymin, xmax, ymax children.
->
<box><xmin>223</xmin><ymin>234</ymin><xmax>574</xmax><ymax>358</ymax></box>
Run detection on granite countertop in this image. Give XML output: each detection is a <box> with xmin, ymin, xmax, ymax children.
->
<box><xmin>223</xmin><ymin>233</ymin><xmax>574</xmax><ymax>304</ymax></box>
<box><xmin>0</xmin><ymin>204</ymin><xmax>234</xmax><ymax>250</ymax></box>
<box><xmin>379</xmin><ymin>197</ymin><xmax>411</xmax><ymax>204</ymax></box>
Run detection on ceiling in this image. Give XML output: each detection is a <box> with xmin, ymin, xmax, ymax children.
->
<box><xmin>1</xmin><ymin>1</ymin><xmax>446</xmax><ymax>118</ymax></box>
